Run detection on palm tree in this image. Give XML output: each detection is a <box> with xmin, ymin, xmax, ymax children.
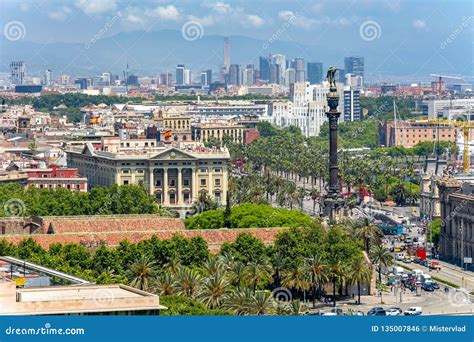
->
<box><xmin>354</xmin><ymin>218</ymin><xmax>382</xmax><ymax>252</ymax></box>
<box><xmin>200</xmin><ymin>270</ymin><xmax>230</xmax><ymax>309</ymax></box>
<box><xmin>370</xmin><ymin>245</ymin><xmax>393</xmax><ymax>283</ymax></box>
<box><xmin>309</xmin><ymin>187</ymin><xmax>320</xmax><ymax>215</ymax></box>
<box><xmin>271</xmin><ymin>253</ymin><xmax>285</xmax><ymax>288</ymax></box>
<box><xmin>329</xmin><ymin>260</ymin><xmax>345</xmax><ymax>307</ymax></box>
<box><xmin>203</xmin><ymin>256</ymin><xmax>225</xmax><ymax>275</ymax></box>
<box><xmin>281</xmin><ymin>258</ymin><xmax>310</xmax><ymax>293</ymax></box>
<box><xmin>127</xmin><ymin>255</ymin><xmax>156</xmax><ymax>292</ymax></box>
<box><xmin>348</xmin><ymin>257</ymin><xmax>372</xmax><ymax>305</ymax></box>
<box><xmin>288</xmin><ymin>299</ymin><xmax>308</xmax><ymax>316</ymax></box>
<box><xmin>154</xmin><ymin>271</ymin><xmax>176</xmax><ymax>296</ymax></box>
<box><xmin>224</xmin><ymin>288</ymin><xmax>254</xmax><ymax>315</ymax></box>
<box><xmin>304</xmin><ymin>255</ymin><xmax>328</xmax><ymax>307</ymax></box>
<box><xmin>229</xmin><ymin>261</ymin><xmax>246</xmax><ymax>289</ymax></box>
<box><xmin>175</xmin><ymin>266</ymin><xmax>202</xmax><ymax>299</ymax></box>
<box><xmin>243</xmin><ymin>259</ymin><xmax>272</xmax><ymax>294</ymax></box>
<box><xmin>248</xmin><ymin>291</ymin><xmax>274</xmax><ymax>315</ymax></box>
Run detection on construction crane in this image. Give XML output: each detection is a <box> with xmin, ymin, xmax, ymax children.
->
<box><xmin>430</xmin><ymin>74</ymin><xmax>464</xmax><ymax>96</ymax></box>
<box><xmin>427</xmin><ymin>118</ymin><xmax>473</xmax><ymax>173</ymax></box>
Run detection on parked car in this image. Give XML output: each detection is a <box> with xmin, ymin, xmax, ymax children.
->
<box><xmin>423</xmin><ymin>282</ymin><xmax>434</xmax><ymax>291</ymax></box>
<box><xmin>432</xmin><ymin>282</ymin><xmax>440</xmax><ymax>290</ymax></box>
<box><xmin>386</xmin><ymin>308</ymin><xmax>402</xmax><ymax>316</ymax></box>
<box><xmin>367</xmin><ymin>307</ymin><xmax>386</xmax><ymax>316</ymax></box>
<box><xmin>404</xmin><ymin>307</ymin><xmax>422</xmax><ymax>316</ymax></box>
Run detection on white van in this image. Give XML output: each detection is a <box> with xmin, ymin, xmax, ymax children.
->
<box><xmin>422</xmin><ymin>274</ymin><xmax>432</xmax><ymax>284</ymax></box>
<box><xmin>393</xmin><ymin>266</ymin><xmax>404</xmax><ymax>275</ymax></box>
<box><xmin>404</xmin><ymin>307</ymin><xmax>422</xmax><ymax>315</ymax></box>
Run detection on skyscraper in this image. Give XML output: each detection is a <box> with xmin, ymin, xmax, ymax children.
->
<box><xmin>344</xmin><ymin>57</ymin><xmax>364</xmax><ymax>78</ymax></box>
<box><xmin>293</xmin><ymin>58</ymin><xmax>305</xmax><ymax>83</ymax></box>
<box><xmin>223</xmin><ymin>37</ymin><xmax>230</xmax><ymax>73</ymax></box>
<box><xmin>269</xmin><ymin>64</ymin><xmax>281</xmax><ymax>84</ymax></box>
<box><xmin>10</xmin><ymin>61</ymin><xmax>26</xmax><ymax>85</ymax></box>
<box><xmin>344</xmin><ymin>88</ymin><xmax>361</xmax><ymax>122</ymax></box>
<box><xmin>44</xmin><ymin>69</ymin><xmax>52</xmax><ymax>86</ymax></box>
<box><xmin>259</xmin><ymin>56</ymin><xmax>270</xmax><ymax>82</ymax></box>
<box><xmin>201</xmin><ymin>70</ymin><xmax>212</xmax><ymax>86</ymax></box>
<box><xmin>176</xmin><ymin>64</ymin><xmax>185</xmax><ymax>85</ymax></box>
<box><xmin>229</xmin><ymin>64</ymin><xmax>241</xmax><ymax>85</ymax></box>
<box><xmin>272</xmin><ymin>54</ymin><xmax>286</xmax><ymax>85</ymax></box>
<box><xmin>243</xmin><ymin>64</ymin><xmax>255</xmax><ymax>86</ymax></box>
<box><xmin>307</xmin><ymin>62</ymin><xmax>323</xmax><ymax>84</ymax></box>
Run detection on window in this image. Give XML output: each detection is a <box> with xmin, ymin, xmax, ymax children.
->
<box><xmin>123</xmin><ymin>180</ymin><xmax>129</xmax><ymax>185</ymax></box>
<box><xmin>156</xmin><ymin>179</ymin><xmax>161</xmax><ymax>187</ymax></box>
<box><xmin>183</xmin><ymin>179</ymin><xmax>190</xmax><ymax>186</ymax></box>
<box><xmin>200</xmin><ymin>179</ymin><xmax>207</xmax><ymax>186</ymax></box>
<box><xmin>170</xmin><ymin>179</ymin><xmax>176</xmax><ymax>186</ymax></box>
<box><xmin>215</xmin><ymin>179</ymin><xmax>221</xmax><ymax>186</ymax></box>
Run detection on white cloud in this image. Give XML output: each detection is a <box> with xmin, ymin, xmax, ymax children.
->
<box><xmin>75</xmin><ymin>0</ymin><xmax>117</xmax><ymax>15</ymax></box>
<box><xmin>279</xmin><ymin>10</ymin><xmax>317</xmax><ymax>29</ymax></box>
<box><xmin>146</xmin><ymin>5</ymin><xmax>180</xmax><ymax>20</ymax></box>
<box><xmin>205</xmin><ymin>2</ymin><xmax>232</xmax><ymax>14</ymax></box>
<box><xmin>126</xmin><ymin>14</ymin><xmax>145</xmax><ymax>25</ymax></box>
<box><xmin>48</xmin><ymin>6</ymin><xmax>72</xmax><ymax>21</ymax></box>
<box><xmin>413</xmin><ymin>19</ymin><xmax>426</xmax><ymax>29</ymax></box>
<box><xmin>245</xmin><ymin>15</ymin><xmax>264</xmax><ymax>28</ymax></box>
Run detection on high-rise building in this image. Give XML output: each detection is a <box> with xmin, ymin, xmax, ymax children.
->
<box><xmin>285</xmin><ymin>68</ymin><xmax>296</xmax><ymax>86</ymax></box>
<box><xmin>229</xmin><ymin>64</ymin><xmax>241</xmax><ymax>86</ymax></box>
<box><xmin>269</xmin><ymin>64</ymin><xmax>281</xmax><ymax>85</ymax></box>
<box><xmin>200</xmin><ymin>71</ymin><xmax>208</xmax><ymax>86</ymax></box>
<box><xmin>160</xmin><ymin>72</ymin><xmax>173</xmax><ymax>85</ymax></box>
<box><xmin>59</xmin><ymin>74</ymin><xmax>71</xmax><ymax>85</ymax></box>
<box><xmin>272</xmin><ymin>54</ymin><xmax>287</xmax><ymax>85</ymax></box>
<box><xmin>243</xmin><ymin>64</ymin><xmax>255</xmax><ymax>86</ymax></box>
<box><xmin>75</xmin><ymin>78</ymin><xmax>90</xmax><ymax>89</ymax></box>
<box><xmin>344</xmin><ymin>88</ymin><xmax>362</xmax><ymax>122</ymax></box>
<box><xmin>293</xmin><ymin>58</ymin><xmax>305</xmax><ymax>83</ymax></box>
<box><xmin>345</xmin><ymin>73</ymin><xmax>363</xmax><ymax>89</ymax></box>
<box><xmin>259</xmin><ymin>56</ymin><xmax>270</xmax><ymax>82</ymax></box>
<box><xmin>44</xmin><ymin>69</ymin><xmax>52</xmax><ymax>86</ymax></box>
<box><xmin>307</xmin><ymin>62</ymin><xmax>323</xmax><ymax>84</ymax></box>
<box><xmin>176</xmin><ymin>64</ymin><xmax>185</xmax><ymax>85</ymax></box>
<box><xmin>206</xmin><ymin>70</ymin><xmax>212</xmax><ymax>85</ymax></box>
<box><xmin>183</xmin><ymin>69</ymin><xmax>191</xmax><ymax>85</ymax></box>
<box><xmin>223</xmin><ymin>37</ymin><xmax>230</xmax><ymax>73</ymax></box>
<box><xmin>344</xmin><ymin>56</ymin><xmax>364</xmax><ymax>79</ymax></box>
<box><xmin>336</xmin><ymin>69</ymin><xmax>346</xmax><ymax>83</ymax></box>
<box><xmin>126</xmin><ymin>74</ymin><xmax>139</xmax><ymax>86</ymax></box>
<box><xmin>10</xmin><ymin>61</ymin><xmax>26</xmax><ymax>85</ymax></box>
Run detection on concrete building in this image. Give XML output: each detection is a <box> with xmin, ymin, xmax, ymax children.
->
<box><xmin>343</xmin><ymin>87</ymin><xmax>361</xmax><ymax>122</ymax></box>
<box><xmin>10</xmin><ymin>61</ymin><xmax>26</xmax><ymax>85</ymax></box>
<box><xmin>344</xmin><ymin>56</ymin><xmax>364</xmax><ymax>80</ymax></box>
<box><xmin>307</xmin><ymin>62</ymin><xmax>323</xmax><ymax>84</ymax></box>
<box><xmin>191</xmin><ymin>120</ymin><xmax>245</xmax><ymax>145</ymax></box>
<box><xmin>269</xmin><ymin>82</ymin><xmax>343</xmax><ymax>137</ymax></box>
<box><xmin>67</xmin><ymin>140</ymin><xmax>230</xmax><ymax>210</ymax></box>
<box><xmin>26</xmin><ymin>165</ymin><xmax>88</xmax><ymax>192</ymax></box>
<box><xmin>379</xmin><ymin>120</ymin><xmax>461</xmax><ymax>148</ymax></box>
<box><xmin>423</xmin><ymin>98</ymin><xmax>474</xmax><ymax>120</ymax></box>
<box><xmin>0</xmin><ymin>256</ymin><xmax>165</xmax><ymax>315</ymax></box>
<box><xmin>438</xmin><ymin>177</ymin><xmax>474</xmax><ymax>270</ymax></box>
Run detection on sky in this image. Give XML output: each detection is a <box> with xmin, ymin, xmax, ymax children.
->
<box><xmin>0</xmin><ymin>0</ymin><xmax>473</xmax><ymax>81</ymax></box>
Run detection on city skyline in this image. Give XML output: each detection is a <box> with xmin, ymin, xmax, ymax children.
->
<box><xmin>0</xmin><ymin>0</ymin><xmax>473</xmax><ymax>82</ymax></box>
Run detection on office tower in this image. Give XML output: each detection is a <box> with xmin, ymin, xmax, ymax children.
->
<box><xmin>206</xmin><ymin>70</ymin><xmax>212</xmax><ymax>85</ymax></box>
<box><xmin>229</xmin><ymin>64</ymin><xmax>241</xmax><ymax>85</ymax></box>
<box><xmin>100</xmin><ymin>72</ymin><xmax>111</xmax><ymax>86</ymax></box>
<box><xmin>344</xmin><ymin>88</ymin><xmax>361</xmax><ymax>122</ymax></box>
<box><xmin>272</xmin><ymin>54</ymin><xmax>287</xmax><ymax>84</ymax></box>
<box><xmin>59</xmin><ymin>74</ymin><xmax>71</xmax><ymax>85</ymax></box>
<box><xmin>307</xmin><ymin>62</ymin><xmax>323</xmax><ymax>84</ymax></box>
<box><xmin>10</xmin><ymin>61</ymin><xmax>26</xmax><ymax>85</ymax></box>
<box><xmin>336</xmin><ymin>69</ymin><xmax>346</xmax><ymax>83</ymax></box>
<box><xmin>183</xmin><ymin>69</ymin><xmax>191</xmax><ymax>84</ymax></box>
<box><xmin>223</xmin><ymin>37</ymin><xmax>230</xmax><ymax>73</ymax></box>
<box><xmin>259</xmin><ymin>56</ymin><xmax>270</xmax><ymax>82</ymax></box>
<box><xmin>201</xmin><ymin>71</ymin><xmax>208</xmax><ymax>86</ymax></box>
<box><xmin>160</xmin><ymin>73</ymin><xmax>173</xmax><ymax>85</ymax></box>
<box><xmin>243</xmin><ymin>64</ymin><xmax>255</xmax><ymax>86</ymax></box>
<box><xmin>126</xmin><ymin>74</ymin><xmax>139</xmax><ymax>86</ymax></box>
<box><xmin>345</xmin><ymin>73</ymin><xmax>363</xmax><ymax>89</ymax></box>
<box><xmin>74</xmin><ymin>78</ymin><xmax>90</xmax><ymax>89</ymax></box>
<box><xmin>292</xmin><ymin>58</ymin><xmax>305</xmax><ymax>83</ymax></box>
<box><xmin>269</xmin><ymin>64</ymin><xmax>281</xmax><ymax>84</ymax></box>
<box><xmin>344</xmin><ymin>56</ymin><xmax>364</xmax><ymax>78</ymax></box>
<box><xmin>44</xmin><ymin>69</ymin><xmax>52</xmax><ymax>86</ymax></box>
<box><xmin>176</xmin><ymin>64</ymin><xmax>185</xmax><ymax>85</ymax></box>
<box><xmin>285</xmin><ymin>68</ymin><xmax>296</xmax><ymax>86</ymax></box>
